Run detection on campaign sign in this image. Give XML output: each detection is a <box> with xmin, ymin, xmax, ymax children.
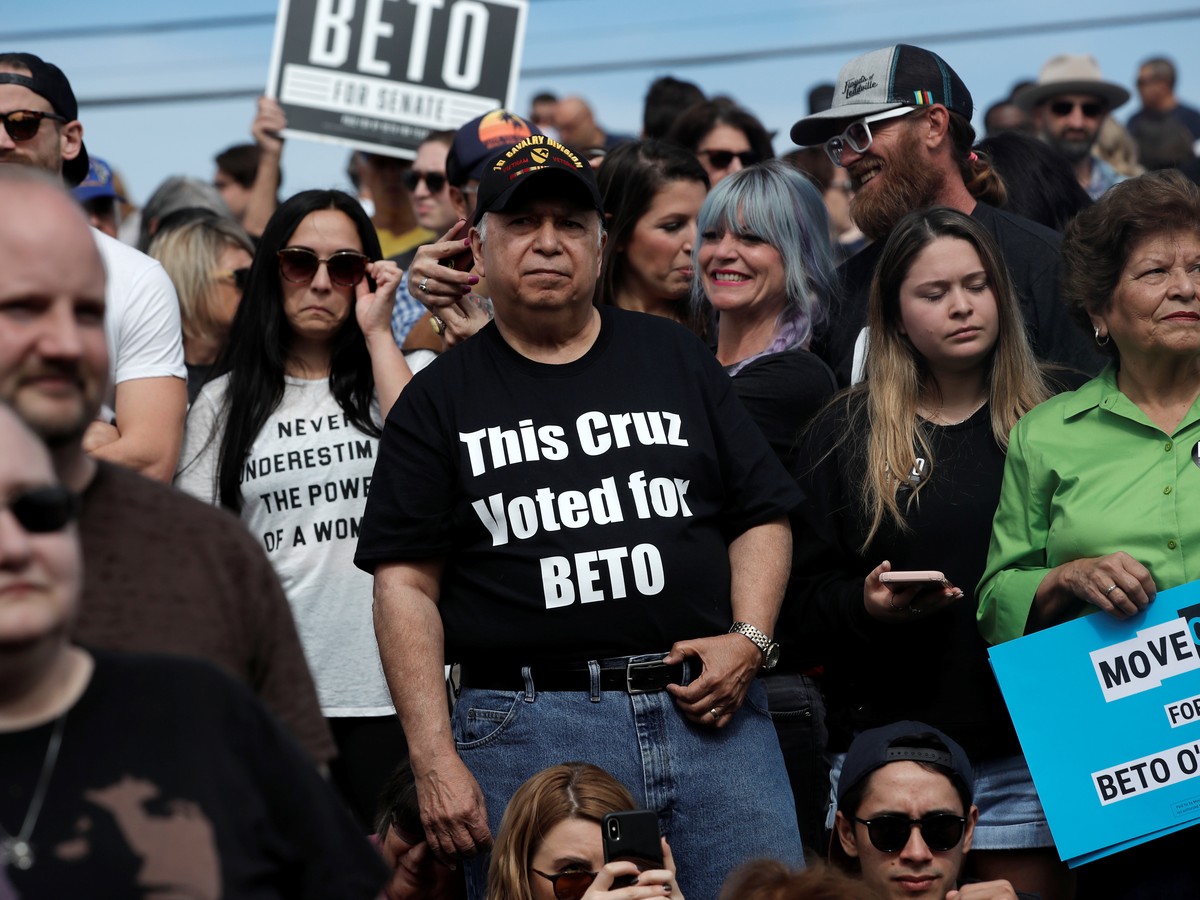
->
<box><xmin>989</xmin><ymin>579</ymin><xmax>1200</xmax><ymax>865</ymax></box>
<box><xmin>266</xmin><ymin>0</ymin><xmax>529</xmax><ymax>158</ymax></box>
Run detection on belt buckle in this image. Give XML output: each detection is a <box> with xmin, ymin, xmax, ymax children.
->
<box><xmin>625</xmin><ymin>658</ymin><xmax>668</xmax><ymax>694</ymax></box>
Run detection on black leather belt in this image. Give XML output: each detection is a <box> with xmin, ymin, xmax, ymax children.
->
<box><xmin>458</xmin><ymin>656</ymin><xmax>691</xmax><ymax>694</ymax></box>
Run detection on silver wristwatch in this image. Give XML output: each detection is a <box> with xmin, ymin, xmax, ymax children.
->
<box><xmin>728</xmin><ymin>621</ymin><xmax>780</xmax><ymax>671</ymax></box>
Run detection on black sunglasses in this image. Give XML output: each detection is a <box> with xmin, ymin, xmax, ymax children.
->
<box><xmin>1049</xmin><ymin>99</ymin><xmax>1104</xmax><ymax>119</ymax></box>
<box><xmin>6</xmin><ymin>486</ymin><xmax>80</xmax><ymax>533</ymax></box>
<box><xmin>851</xmin><ymin>813</ymin><xmax>967</xmax><ymax>853</ymax></box>
<box><xmin>214</xmin><ymin>267</ymin><xmax>251</xmax><ymax>291</ymax></box>
<box><xmin>0</xmin><ymin>109</ymin><xmax>68</xmax><ymax>142</ymax></box>
<box><xmin>402</xmin><ymin>169</ymin><xmax>448</xmax><ymax>193</ymax></box>
<box><xmin>697</xmin><ymin>149</ymin><xmax>759</xmax><ymax>169</ymax></box>
<box><xmin>277</xmin><ymin>248</ymin><xmax>370</xmax><ymax>287</ymax></box>
<box><xmin>531</xmin><ymin>868</ymin><xmax>597</xmax><ymax>900</ymax></box>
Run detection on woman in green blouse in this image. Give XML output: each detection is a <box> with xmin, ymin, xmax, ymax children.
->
<box><xmin>977</xmin><ymin>168</ymin><xmax>1200</xmax><ymax>897</ymax></box>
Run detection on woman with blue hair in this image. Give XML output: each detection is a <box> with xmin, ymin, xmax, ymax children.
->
<box><xmin>692</xmin><ymin>159</ymin><xmax>838</xmax><ymax>854</ymax></box>
<box><xmin>692</xmin><ymin>159</ymin><xmax>838</xmax><ymax>469</ymax></box>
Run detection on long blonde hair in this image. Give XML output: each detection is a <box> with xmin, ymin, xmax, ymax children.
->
<box><xmin>850</xmin><ymin>207</ymin><xmax>1051</xmax><ymax>548</ymax></box>
<box><xmin>487</xmin><ymin>762</ymin><xmax>637</xmax><ymax>900</ymax></box>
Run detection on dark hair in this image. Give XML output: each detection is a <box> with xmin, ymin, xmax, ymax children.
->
<box><xmin>216</xmin><ymin>144</ymin><xmax>259</xmax><ymax>188</ymax></box>
<box><xmin>666</xmin><ymin>98</ymin><xmax>775</xmax><ymax>165</ymax></box>
<box><xmin>595</xmin><ymin>140</ymin><xmax>709</xmax><ymax>307</ymax></box>
<box><xmin>1061</xmin><ymin>169</ymin><xmax>1200</xmax><ymax>359</ymax></box>
<box><xmin>719</xmin><ymin>859</ymin><xmax>882</xmax><ymax>900</ymax></box>
<box><xmin>780</xmin><ymin>146</ymin><xmax>834</xmax><ymax>193</ymax></box>
<box><xmin>946</xmin><ymin>112</ymin><xmax>1005</xmax><ymax>207</ymax></box>
<box><xmin>207</xmin><ymin>189</ymin><xmax>383</xmax><ymax>512</ymax></box>
<box><xmin>975</xmin><ymin>131</ymin><xmax>1092</xmax><ymax>232</ymax></box>
<box><xmin>643</xmin><ymin>76</ymin><xmax>706</xmax><ymax>140</ymax></box>
<box><xmin>421</xmin><ymin>129</ymin><xmax>457</xmax><ymax>149</ymax></box>
<box><xmin>531</xmin><ymin>91</ymin><xmax>558</xmax><ymax>106</ymax></box>
<box><xmin>375</xmin><ymin>759</ymin><xmax>422</xmax><ymax>843</ymax></box>
<box><xmin>1141</xmin><ymin>56</ymin><xmax>1177</xmax><ymax>89</ymax></box>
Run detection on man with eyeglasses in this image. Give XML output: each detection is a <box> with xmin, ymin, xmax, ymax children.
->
<box><xmin>790</xmin><ymin>44</ymin><xmax>1102</xmax><ymax>387</ymax></box>
<box><xmin>0</xmin><ymin>51</ymin><xmax>187</xmax><ymax>483</ymax></box>
<box><xmin>831</xmin><ymin>722</ymin><xmax>1031</xmax><ymax>900</ymax></box>
<box><xmin>1015</xmin><ymin>54</ymin><xmax>1131</xmax><ymax>201</ymax></box>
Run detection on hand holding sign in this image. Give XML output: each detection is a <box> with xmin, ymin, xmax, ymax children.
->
<box><xmin>1047</xmin><ymin>551</ymin><xmax>1157</xmax><ymax>619</ymax></box>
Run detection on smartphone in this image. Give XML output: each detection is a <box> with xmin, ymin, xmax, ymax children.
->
<box><xmin>602</xmin><ymin>810</ymin><xmax>663</xmax><ymax>887</ymax></box>
<box><xmin>879</xmin><ymin>570</ymin><xmax>952</xmax><ymax>592</ymax></box>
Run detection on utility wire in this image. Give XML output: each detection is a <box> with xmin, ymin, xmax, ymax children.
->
<box><xmin>70</xmin><ymin>7</ymin><xmax>1199</xmax><ymax>109</ymax></box>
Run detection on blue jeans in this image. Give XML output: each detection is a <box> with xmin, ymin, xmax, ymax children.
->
<box><xmin>452</xmin><ymin>656</ymin><xmax>804</xmax><ymax>900</ymax></box>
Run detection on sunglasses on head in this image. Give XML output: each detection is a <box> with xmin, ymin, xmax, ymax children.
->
<box><xmin>5</xmin><ymin>486</ymin><xmax>80</xmax><ymax>533</ymax></box>
<box><xmin>824</xmin><ymin>106</ymin><xmax>919</xmax><ymax>167</ymax></box>
<box><xmin>697</xmin><ymin>148</ymin><xmax>759</xmax><ymax>170</ymax></box>
<box><xmin>852</xmin><ymin>813</ymin><xmax>967</xmax><ymax>853</ymax></box>
<box><xmin>1049</xmin><ymin>99</ymin><xmax>1104</xmax><ymax>119</ymax></box>
<box><xmin>277</xmin><ymin>248</ymin><xmax>370</xmax><ymax>287</ymax></box>
<box><xmin>402</xmin><ymin>169</ymin><xmax>448</xmax><ymax>193</ymax></box>
<box><xmin>214</xmin><ymin>267</ymin><xmax>251</xmax><ymax>291</ymax></box>
<box><xmin>531</xmin><ymin>868</ymin><xmax>597</xmax><ymax>900</ymax></box>
<box><xmin>0</xmin><ymin>109</ymin><xmax>68</xmax><ymax>142</ymax></box>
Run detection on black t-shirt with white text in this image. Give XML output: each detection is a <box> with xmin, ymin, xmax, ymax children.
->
<box><xmin>356</xmin><ymin>306</ymin><xmax>801</xmax><ymax>666</ymax></box>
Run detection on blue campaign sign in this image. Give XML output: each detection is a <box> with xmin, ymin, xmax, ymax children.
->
<box><xmin>989</xmin><ymin>579</ymin><xmax>1200</xmax><ymax>865</ymax></box>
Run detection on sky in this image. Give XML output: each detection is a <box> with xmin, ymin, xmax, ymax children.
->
<box><xmin>5</xmin><ymin>0</ymin><xmax>1199</xmax><ymax>206</ymax></box>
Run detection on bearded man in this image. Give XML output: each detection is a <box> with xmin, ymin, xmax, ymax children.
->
<box><xmin>790</xmin><ymin>44</ymin><xmax>1103</xmax><ymax>386</ymax></box>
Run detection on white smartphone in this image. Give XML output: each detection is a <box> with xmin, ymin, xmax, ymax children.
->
<box><xmin>879</xmin><ymin>570</ymin><xmax>952</xmax><ymax>592</ymax></box>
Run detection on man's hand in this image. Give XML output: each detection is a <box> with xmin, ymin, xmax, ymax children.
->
<box><xmin>664</xmin><ymin>633</ymin><xmax>761</xmax><ymax>729</ymax></box>
<box><xmin>251</xmin><ymin>96</ymin><xmax>286</xmax><ymax>155</ymax></box>
<box><xmin>946</xmin><ymin>880</ymin><xmax>1019</xmax><ymax>899</ymax></box>
<box><xmin>414</xmin><ymin>755</ymin><xmax>493</xmax><ymax>865</ymax></box>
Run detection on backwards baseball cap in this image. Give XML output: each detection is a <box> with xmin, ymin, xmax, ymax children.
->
<box><xmin>471</xmin><ymin>135</ymin><xmax>603</xmax><ymax>226</ymax></box>
<box><xmin>790</xmin><ymin>45</ymin><xmax>973</xmax><ymax>147</ymax></box>
<box><xmin>73</xmin><ymin>156</ymin><xmax>123</xmax><ymax>204</ymax></box>
<box><xmin>830</xmin><ymin>721</ymin><xmax>974</xmax><ymax>867</ymax></box>
<box><xmin>446</xmin><ymin>109</ymin><xmax>541</xmax><ymax>187</ymax></box>
<box><xmin>0</xmin><ymin>53</ymin><xmax>89</xmax><ymax>186</ymax></box>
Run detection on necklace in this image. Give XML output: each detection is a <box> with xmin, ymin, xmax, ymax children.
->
<box><xmin>0</xmin><ymin>713</ymin><xmax>66</xmax><ymax>871</ymax></box>
<box><xmin>921</xmin><ymin>397</ymin><xmax>987</xmax><ymax>427</ymax></box>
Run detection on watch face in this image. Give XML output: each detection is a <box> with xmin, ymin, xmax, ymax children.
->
<box><xmin>764</xmin><ymin>644</ymin><xmax>781</xmax><ymax>670</ymax></box>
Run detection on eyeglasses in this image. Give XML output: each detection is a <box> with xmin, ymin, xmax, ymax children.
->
<box><xmin>1048</xmin><ymin>100</ymin><xmax>1104</xmax><ymax>119</ymax></box>
<box><xmin>531</xmin><ymin>869</ymin><xmax>597</xmax><ymax>900</ymax></box>
<box><xmin>851</xmin><ymin>813</ymin><xmax>967</xmax><ymax>853</ymax></box>
<box><xmin>824</xmin><ymin>106</ymin><xmax>918</xmax><ymax>167</ymax></box>
<box><xmin>277</xmin><ymin>248</ymin><xmax>370</xmax><ymax>287</ymax></box>
<box><xmin>214</xmin><ymin>267</ymin><xmax>251</xmax><ymax>291</ymax></box>
<box><xmin>402</xmin><ymin>169</ymin><xmax>448</xmax><ymax>193</ymax></box>
<box><xmin>5</xmin><ymin>486</ymin><xmax>80</xmax><ymax>533</ymax></box>
<box><xmin>697</xmin><ymin>149</ymin><xmax>759</xmax><ymax>170</ymax></box>
<box><xmin>1</xmin><ymin>109</ymin><xmax>68</xmax><ymax>142</ymax></box>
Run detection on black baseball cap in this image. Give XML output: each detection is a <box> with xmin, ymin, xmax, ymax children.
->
<box><xmin>0</xmin><ymin>53</ymin><xmax>89</xmax><ymax>186</ymax></box>
<box><xmin>471</xmin><ymin>135</ymin><xmax>604</xmax><ymax>226</ymax></box>
<box><xmin>837</xmin><ymin>721</ymin><xmax>974</xmax><ymax>814</ymax></box>
<box><xmin>790</xmin><ymin>45</ymin><xmax>973</xmax><ymax>147</ymax></box>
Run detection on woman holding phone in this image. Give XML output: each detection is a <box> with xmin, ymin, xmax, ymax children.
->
<box><xmin>176</xmin><ymin>189</ymin><xmax>409</xmax><ymax>826</ymax></box>
<box><xmin>488</xmin><ymin>763</ymin><xmax>683</xmax><ymax>900</ymax></box>
<box><xmin>789</xmin><ymin>208</ymin><xmax>1070</xmax><ymax>898</ymax></box>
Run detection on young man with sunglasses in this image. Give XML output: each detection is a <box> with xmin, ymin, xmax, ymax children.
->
<box><xmin>0</xmin><ymin>52</ymin><xmax>187</xmax><ymax>483</ymax></box>
<box><xmin>0</xmin><ymin>402</ymin><xmax>388</xmax><ymax>896</ymax></box>
<box><xmin>790</xmin><ymin>44</ymin><xmax>1103</xmax><ymax>388</ymax></box>
<box><xmin>1015</xmin><ymin>54</ymin><xmax>1131</xmax><ymax>201</ymax></box>
<box><xmin>832</xmin><ymin>722</ymin><xmax>1032</xmax><ymax>900</ymax></box>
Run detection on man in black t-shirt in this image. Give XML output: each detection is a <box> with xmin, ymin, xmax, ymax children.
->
<box><xmin>357</xmin><ymin>137</ymin><xmax>804</xmax><ymax>900</ymax></box>
<box><xmin>790</xmin><ymin>44</ymin><xmax>1103</xmax><ymax>387</ymax></box>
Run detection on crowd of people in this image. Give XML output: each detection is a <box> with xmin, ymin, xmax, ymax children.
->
<box><xmin>2</xmin><ymin>35</ymin><xmax>1200</xmax><ymax>900</ymax></box>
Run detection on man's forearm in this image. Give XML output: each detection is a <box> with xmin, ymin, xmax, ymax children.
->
<box><xmin>727</xmin><ymin>516</ymin><xmax>791</xmax><ymax>636</ymax></box>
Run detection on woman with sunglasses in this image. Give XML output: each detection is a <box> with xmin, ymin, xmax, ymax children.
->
<box><xmin>791</xmin><ymin>208</ymin><xmax>1071</xmax><ymax>899</ymax></box>
<box><xmin>594</xmin><ymin>140</ymin><xmax>708</xmax><ymax>325</ymax></box>
<box><xmin>148</xmin><ymin>214</ymin><xmax>255</xmax><ymax>403</ymax></box>
<box><xmin>488</xmin><ymin>763</ymin><xmax>684</xmax><ymax>900</ymax></box>
<box><xmin>177</xmin><ymin>189</ymin><xmax>409</xmax><ymax>827</ymax></box>
<box><xmin>666</xmin><ymin>99</ymin><xmax>773</xmax><ymax>186</ymax></box>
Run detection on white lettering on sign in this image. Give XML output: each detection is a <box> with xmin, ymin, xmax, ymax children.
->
<box><xmin>358</xmin><ymin>0</ymin><xmax>399</xmax><ymax>75</ymax></box>
<box><xmin>405</xmin><ymin>0</ymin><xmax>444</xmax><ymax>81</ymax></box>
<box><xmin>310</xmin><ymin>0</ymin><xmax>355</xmax><ymax>66</ymax></box>
<box><xmin>1090</xmin><ymin>617</ymin><xmax>1200</xmax><ymax>701</ymax></box>
<box><xmin>442</xmin><ymin>0</ymin><xmax>489</xmax><ymax>89</ymax></box>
